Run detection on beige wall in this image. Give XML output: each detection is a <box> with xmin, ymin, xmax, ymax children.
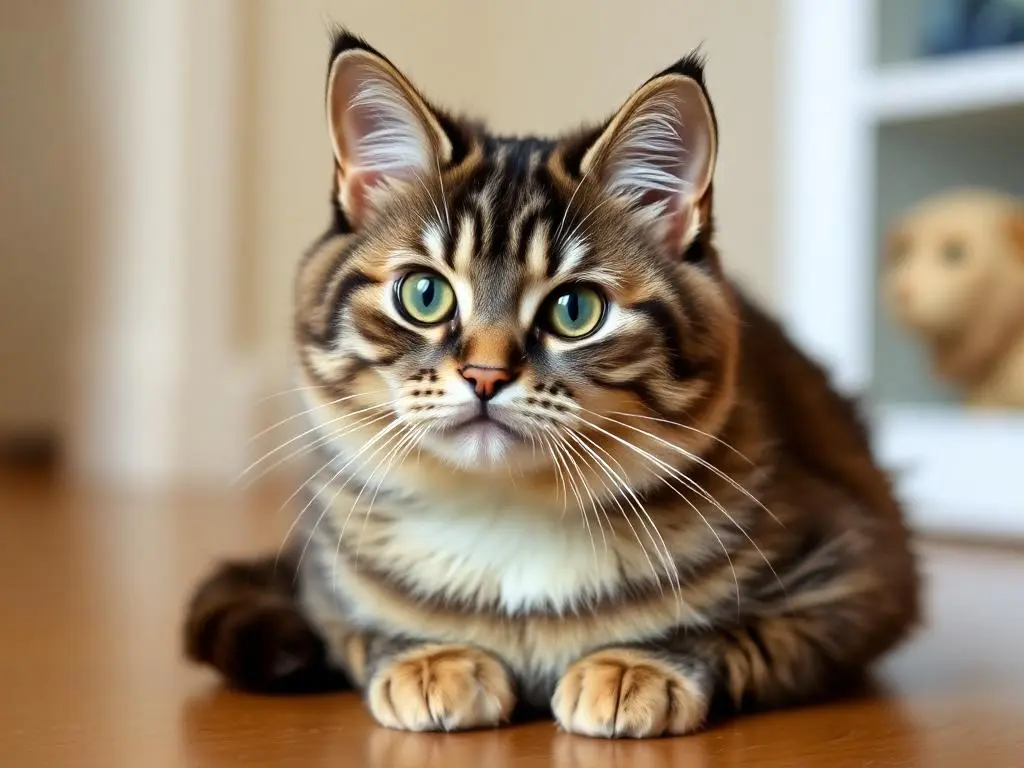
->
<box><xmin>243</xmin><ymin>0</ymin><xmax>780</xmax><ymax>382</ymax></box>
<box><xmin>0</xmin><ymin>0</ymin><xmax>780</xmax><ymax>479</ymax></box>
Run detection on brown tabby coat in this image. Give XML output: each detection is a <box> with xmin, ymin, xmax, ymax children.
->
<box><xmin>185</xmin><ymin>31</ymin><xmax>919</xmax><ymax>738</ymax></box>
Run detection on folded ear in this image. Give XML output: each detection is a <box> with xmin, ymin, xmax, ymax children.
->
<box><xmin>326</xmin><ymin>34</ymin><xmax>452</xmax><ymax>229</ymax></box>
<box><xmin>581</xmin><ymin>58</ymin><xmax>717</xmax><ymax>258</ymax></box>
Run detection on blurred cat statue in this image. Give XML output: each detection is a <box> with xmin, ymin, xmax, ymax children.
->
<box><xmin>883</xmin><ymin>188</ymin><xmax>1024</xmax><ymax>409</ymax></box>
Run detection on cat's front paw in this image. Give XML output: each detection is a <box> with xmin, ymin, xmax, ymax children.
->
<box><xmin>366</xmin><ymin>645</ymin><xmax>515</xmax><ymax>732</ymax></box>
<box><xmin>552</xmin><ymin>649</ymin><xmax>708</xmax><ymax>738</ymax></box>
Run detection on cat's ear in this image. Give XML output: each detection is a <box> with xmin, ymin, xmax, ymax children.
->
<box><xmin>581</xmin><ymin>56</ymin><xmax>717</xmax><ymax>257</ymax></box>
<box><xmin>326</xmin><ymin>34</ymin><xmax>452</xmax><ymax>229</ymax></box>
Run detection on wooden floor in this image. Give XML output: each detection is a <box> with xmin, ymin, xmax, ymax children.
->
<box><xmin>1</xmin><ymin>472</ymin><xmax>1022</xmax><ymax>767</ymax></box>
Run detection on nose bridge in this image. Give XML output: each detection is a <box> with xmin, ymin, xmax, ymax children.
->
<box><xmin>460</xmin><ymin>322</ymin><xmax>520</xmax><ymax>370</ymax></box>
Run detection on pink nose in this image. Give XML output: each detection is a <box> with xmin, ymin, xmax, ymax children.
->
<box><xmin>459</xmin><ymin>365</ymin><xmax>513</xmax><ymax>401</ymax></box>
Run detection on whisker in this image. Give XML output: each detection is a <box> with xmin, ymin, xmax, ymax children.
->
<box><xmin>607</xmin><ymin>410</ymin><xmax>755</xmax><ymax>465</ymax></box>
<box><xmin>241</xmin><ymin>405</ymin><xmax>392</xmax><ymax>489</ymax></box>
<box><xmin>237</xmin><ymin>401</ymin><xmax>392</xmax><ymax>481</ymax></box>
<box><xmin>272</xmin><ymin>410</ymin><xmax>397</xmax><ymax>565</ymax></box>
<box><xmin>252</xmin><ymin>384</ymin><xmax>325</xmax><ymax>404</ymax></box>
<box><xmin>578</xmin><ymin>412</ymin><xmax>787</xmax><ymax>605</ymax></box>
<box><xmin>557</xmin><ymin>430</ymin><xmax>610</xmax><ymax>554</ymax></box>
<box><xmin>565</xmin><ymin>430</ymin><xmax>669</xmax><ymax>597</ymax></box>
<box><xmin>569</xmin><ymin>413</ymin><xmax>742</xmax><ymax>612</ymax></box>
<box><xmin>353</xmin><ymin>424</ymin><xmax>423</xmax><ymax>561</ymax></box>
<box><xmin>291</xmin><ymin>419</ymin><xmax>406</xmax><ymax>582</ymax></box>
<box><xmin>330</xmin><ymin>423</ymin><xmax>418</xmax><ymax>585</ymax></box>
<box><xmin>545</xmin><ymin>431</ymin><xmax>596</xmax><ymax>562</ymax></box>
<box><xmin>554</xmin><ymin>166</ymin><xmax>593</xmax><ymax>243</ymax></box>
<box><xmin>561</xmin><ymin>196</ymin><xmax>616</xmax><ymax>250</ymax></box>
<box><xmin>435</xmin><ymin>156</ymin><xmax>451</xmax><ymax>232</ymax></box>
<box><xmin>539</xmin><ymin>432</ymin><xmax>569</xmax><ymax>514</ymax></box>
<box><xmin>249</xmin><ymin>389</ymin><xmax>390</xmax><ymax>443</ymax></box>
<box><xmin>568</xmin><ymin>429</ymin><xmax>681</xmax><ymax>601</ymax></box>
<box><xmin>413</xmin><ymin>171</ymin><xmax>446</xmax><ymax>235</ymax></box>
<box><xmin>582</xmin><ymin>408</ymin><xmax>783</xmax><ymax>528</ymax></box>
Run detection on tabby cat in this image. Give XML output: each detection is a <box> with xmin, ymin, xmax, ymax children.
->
<box><xmin>185</xmin><ymin>31</ymin><xmax>919</xmax><ymax>738</ymax></box>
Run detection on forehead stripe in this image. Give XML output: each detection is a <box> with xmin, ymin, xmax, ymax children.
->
<box><xmin>524</xmin><ymin>219</ymin><xmax>550</xmax><ymax>278</ymax></box>
<box><xmin>421</xmin><ymin>222</ymin><xmax>446</xmax><ymax>265</ymax></box>
<box><xmin>452</xmin><ymin>214</ymin><xmax>476</xmax><ymax>275</ymax></box>
<box><xmin>553</xmin><ymin>235</ymin><xmax>588</xmax><ymax>279</ymax></box>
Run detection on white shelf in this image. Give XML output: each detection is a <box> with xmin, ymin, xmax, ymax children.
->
<box><xmin>864</xmin><ymin>45</ymin><xmax>1024</xmax><ymax>123</ymax></box>
<box><xmin>875</xmin><ymin>406</ymin><xmax>1024</xmax><ymax>537</ymax></box>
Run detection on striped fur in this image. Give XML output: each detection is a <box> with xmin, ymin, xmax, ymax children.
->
<box><xmin>185</xmin><ymin>31</ymin><xmax>919</xmax><ymax>737</ymax></box>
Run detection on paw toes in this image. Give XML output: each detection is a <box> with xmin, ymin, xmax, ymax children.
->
<box><xmin>553</xmin><ymin>651</ymin><xmax>707</xmax><ymax>739</ymax></box>
<box><xmin>367</xmin><ymin>646</ymin><xmax>514</xmax><ymax>732</ymax></box>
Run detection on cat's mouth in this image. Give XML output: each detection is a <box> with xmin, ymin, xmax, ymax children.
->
<box><xmin>421</xmin><ymin>406</ymin><xmax>536</xmax><ymax>467</ymax></box>
<box><xmin>445</xmin><ymin>413</ymin><xmax>520</xmax><ymax>439</ymax></box>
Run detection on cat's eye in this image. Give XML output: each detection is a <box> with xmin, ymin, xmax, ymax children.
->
<box><xmin>395</xmin><ymin>271</ymin><xmax>457</xmax><ymax>326</ymax></box>
<box><xmin>542</xmin><ymin>285</ymin><xmax>606</xmax><ymax>339</ymax></box>
<box><xmin>942</xmin><ymin>239</ymin><xmax>965</xmax><ymax>266</ymax></box>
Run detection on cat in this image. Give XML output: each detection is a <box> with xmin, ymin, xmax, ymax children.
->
<box><xmin>184</xmin><ymin>31</ymin><xmax>920</xmax><ymax>738</ymax></box>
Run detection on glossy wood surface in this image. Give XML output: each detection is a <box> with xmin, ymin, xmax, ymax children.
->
<box><xmin>1</xmin><ymin>474</ymin><xmax>1021</xmax><ymax>767</ymax></box>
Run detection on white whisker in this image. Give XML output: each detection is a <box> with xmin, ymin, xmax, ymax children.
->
<box><xmin>272</xmin><ymin>410</ymin><xmax>396</xmax><ymax>566</ymax></box>
<box><xmin>607</xmin><ymin>410</ymin><xmax>755</xmax><ymax>465</ymax></box>
<box><xmin>569</xmin><ymin>413</ymin><xmax>742</xmax><ymax>612</ymax></box>
<box><xmin>565</xmin><ymin>430</ymin><xmax>669</xmax><ymax>598</ymax></box>
<box><xmin>240</xmin><ymin>404</ymin><xmax>392</xmax><ymax>488</ymax></box>
<box><xmin>435</xmin><ymin>156</ymin><xmax>451</xmax><ymax>232</ymax></box>
<box><xmin>353</xmin><ymin>424</ymin><xmax>423</xmax><ymax>561</ymax></box>
<box><xmin>330</xmin><ymin>423</ymin><xmax>417</xmax><ymax>585</ymax></box>
<box><xmin>583</xmin><ymin>408</ymin><xmax>782</xmax><ymax>528</ymax></box>
<box><xmin>546</xmin><ymin>431</ymin><xmax>597</xmax><ymax>563</ymax></box>
<box><xmin>557</xmin><ymin>430</ymin><xmax>611</xmax><ymax>554</ymax></box>
<box><xmin>554</xmin><ymin>166</ymin><xmax>593</xmax><ymax>243</ymax></box>
<box><xmin>249</xmin><ymin>389</ymin><xmax>390</xmax><ymax>443</ymax></box>
<box><xmin>539</xmin><ymin>432</ymin><xmax>569</xmax><ymax>514</ymax></box>
<box><xmin>568</xmin><ymin>429</ymin><xmax>680</xmax><ymax>602</ymax></box>
<box><xmin>292</xmin><ymin>419</ymin><xmax>405</xmax><ymax>581</ymax></box>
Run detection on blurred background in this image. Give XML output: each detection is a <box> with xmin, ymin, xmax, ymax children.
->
<box><xmin>1</xmin><ymin>0</ymin><xmax>1021</xmax><ymax>540</ymax></box>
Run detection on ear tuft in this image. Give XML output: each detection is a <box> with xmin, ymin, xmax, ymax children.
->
<box><xmin>580</xmin><ymin>58</ymin><xmax>717</xmax><ymax>258</ymax></box>
<box><xmin>326</xmin><ymin>39</ymin><xmax>451</xmax><ymax>229</ymax></box>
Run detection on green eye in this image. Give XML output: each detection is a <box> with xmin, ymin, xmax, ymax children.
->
<box><xmin>545</xmin><ymin>285</ymin><xmax>606</xmax><ymax>339</ymax></box>
<box><xmin>396</xmin><ymin>271</ymin><xmax>456</xmax><ymax>325</ymax></box>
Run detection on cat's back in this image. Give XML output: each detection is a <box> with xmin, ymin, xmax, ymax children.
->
<box><xmin>732</xmin><ymin>286</ymin><xmax>918</xmax><ymax>621</ymax></box>
<box><xmin>733</xmin><ymin>288</ymin><xmax>898</xmax><ymax>514</ymax></box>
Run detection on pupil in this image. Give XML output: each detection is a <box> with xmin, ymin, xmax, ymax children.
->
<box><xmin>419</xmin><ymin>278</ymin><xmax>435</xmax><ymax>308</ymax></box>
<box><xmin>566</xmin><ymin>293</ymin><xmax>580</xmax><ymax>323</ymax></box>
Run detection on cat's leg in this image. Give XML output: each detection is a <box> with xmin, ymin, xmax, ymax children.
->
<box><xmin>552</xmin><ymin>611</ymin><xmax>890</xmax><ymax>739</ymax></box>
<box><xmin>184</xmin><ymin>554</ymin><xmax>346</xmax><ymax>693</ymax></box>
<box><xmin>355</xmin><ymin>638</ymin><xmax>517</xmax><ymax>732</ymax></box>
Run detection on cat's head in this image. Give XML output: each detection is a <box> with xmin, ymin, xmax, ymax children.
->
<box><xmin>295</xmin><ymin>32</ymin><xmax>740</xmax><ymax>480</ymax></box>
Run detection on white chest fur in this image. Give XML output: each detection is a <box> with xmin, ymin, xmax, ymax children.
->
<box><xmin>363</xmin><ymin>496</ymin><xmax>636</xmax><ymax>615</ymax></box>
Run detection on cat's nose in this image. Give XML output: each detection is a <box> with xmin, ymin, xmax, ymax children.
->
<box><xmin>459</xmin><ymin>365</ymin><xmax>514</xmax><ymax>401</ymax></box>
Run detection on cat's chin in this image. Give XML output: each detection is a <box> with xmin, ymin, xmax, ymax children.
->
<box><xmin>420</xmin><ymin>420</ymin><xmax>540</xmax><ymax>473</ymax></box>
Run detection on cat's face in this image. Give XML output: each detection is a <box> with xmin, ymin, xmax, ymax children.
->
<box><xmin>294</xmin><ymin>34</ymin><xmax>739</xmax><ymax>483</ymax></box>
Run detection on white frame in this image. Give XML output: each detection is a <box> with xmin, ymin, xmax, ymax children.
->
<box><xmin>782</xmin><ymin>0</ymin><xmax>1024</xmax><ymax>536</ymax></box>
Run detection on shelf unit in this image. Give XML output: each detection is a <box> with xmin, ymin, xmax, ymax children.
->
<box><xmin>866</xmin><ymin>45</ymin><xmax>1024</xmax><ymax>122</ymax></box>
<box><xmin>782</xmin><ymin>0</ymin><xmax>1024</xmax><ymax>537</ymax></box>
